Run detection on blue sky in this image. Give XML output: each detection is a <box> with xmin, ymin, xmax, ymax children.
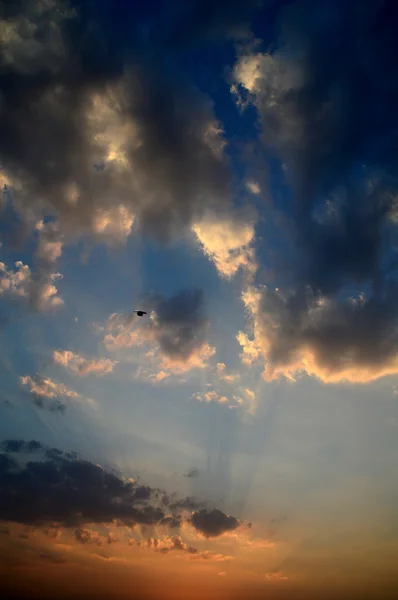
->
<box><xmin>1</xmin><ymin>1</ymin><xmax>398</xmax><ymax>599</ymax></box>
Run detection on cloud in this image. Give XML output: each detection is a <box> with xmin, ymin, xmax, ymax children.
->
<box><xmin>240</xmin><ymin>282</ymin><xmax>398</xmax><ymax>383</ymax></box>
<box><xmin>0</xmin><ymin>440</ymin><xmax>239</xmax><ymax>533</ymax></box>
<box><xmin>193</xmin><ymin>390</ymin><xmax>229</xmax><ymax>405</ymax></box>
<box><xmin>43</xmin><ymin>525</ymin><xmax>62</xmax><ymax>539</ymax></box>
<box><xmin>215</xmin><ymin>362</ymin><xmax>241</xmax><ymax>384</ymax></box>
<box><xmin>156</xmin><ymin>535</ymin><xmax>199</xmax><ymax>556</ymax></box>
<box><xmin>0</xmin><ymin>215</ymin><xmax>64</xmax><ymax>313</ymax></box>
<box><xmin>0</xmin><ymin>0</ymin><xmax>232</xmax><ymax>249</ymax></box>
<box><xmin>52</xmin><ymin>350</ymin><xmax>117</xmax><ymax>377</ymax></box>
<box><xmin>184</xmin><ymin>468</ymin><xmax>199</xmax><ymax>478</ymax></box>
<box><xmin>233</xmin><ymin>0</ymin><xmax>398</xmax><ymax>210</ymax></box>
<box><xmin>154</xmin><ymin>535</ymin><xmax>233</xmax><ymax>562</ymax></box>
<box><xmin>103</xmin><ymin>288</ymin><xmax>216</xmax><ymax>377</ymax></box>
<box><xmin>144</xmin><ymin>289</ymin><xmax>211</xmax><ymax>361</ymax></box>
<box><xmin>0</xmin><ymin>260</ymin><xmax>31</xmax><ymax>298</ymax></box>
<box><xmin>91</xmin><ymin>204</ymin><xmax>135</xmax><ymax>246</ymax></box>
<box><xmin>236</xmin><ymin>331</ymin><xmax>262</xmax><ymax>367</ymax></box>
<box><xmin>246</xmin><ymin>181</ymin><xmax>261</xmax><ymax>195</ymax></box>
<box><xmin>190</xmin><ymin>363</ymin><xmax>258</xmax><ymax>412</ymax></box>
<box><xmin>74</xmin><ymin>528</ymin><xmax>104</xmax><ymax>546</ymax></box>
<box><xmin>231</xmin><ymin>0</ymin><xmax>398</xmax><ymax>383</ymax></box>
<box><xmin>192</xmin><ymin>208</ymin><xmax>257</xmax><ymax>280</ymax></box>
<box><xmin>190</xmin><ymin>509</ymin><xmax>240</xmax><ymax>538</ymax></box>
<box><xmin>0</xmin><ymin>259</ymin><xmax>63</xmax><ymax>311</ymax></box>
<box><xmin>167</xmin><ymin>0</ymin><xmax>268</xmax><ymax>46</ymax></box>
<box><xmin>20</xmin><ymin>374</ymin><xmax>93</xmax><ymax>412</ymax></box>
<box><xmin>265</xmin><ymin>571</ymin><xmax>289</xmax><ymax>582</ymax></box>
<box><xmin>36</xmin><ymin>219</ymin><xmax>63</xmax><ymax>263</ymax></box>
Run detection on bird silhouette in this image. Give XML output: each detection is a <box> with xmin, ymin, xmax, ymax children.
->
<box><xmin>134</xmin><ymin>310</ymin><xmax>147</xmax><ymax>317</ymax></box>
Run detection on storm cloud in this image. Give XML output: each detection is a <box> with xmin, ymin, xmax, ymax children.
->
<box><xmin>233</xmin><ymin>0</ymin><xmax>398</xmax><ymax>382</ymax></box>
<box><xmin>0</xmin><ymin>0</ymin><xmax>232</xmax><ymax>246</ymax></box>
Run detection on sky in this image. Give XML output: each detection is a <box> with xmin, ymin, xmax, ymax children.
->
<box><xmin>1</xmin><ymin>0</ymin><xmax>398</xmax><ymax>598</ymax></box>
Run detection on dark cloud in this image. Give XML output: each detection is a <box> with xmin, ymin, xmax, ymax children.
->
<box><xmin>184</xmin><ymin>467</ymin><xmax>199</xmax><ymax>478</ymax></box>
<box><xmin>31</xmin><ymin>395</ymin><xmax>66</xmax><ymax>413</ymax></box>
<box><xmin>244</xmin><ymin>282</ymin><xmax>398</xmax><ymax>383</ymax></box>
<box><xmin>0</xmin><ymin>440</ymin><xmax>236</xmax><ymax>534</ymax></box>
<box><xmin>20</xmin><ymin>374</ymin><xmax>88</xmax><ymax>413</ymax></box>
<box><xmin>147</xmin><ymin>289</ymin><xmax>209</xmax><ymax>362</ymax></box>
<box><xmin>190</xmin><ymin>508</ymin><xmax>240</xmax><ymax>537</ymax></box>
<box><xmin>1</xmin><ymin>439</ymin><xmax>42</xmax><ymax>453</ymax></box>
<box><xmin>169</xmin><ymin>496</ymin><xmax>205</xmax><ymax>512</ymax></box>
<box><xmin>234</xmin><ymin>0</ymin><xmax>398</xmax><ymax>382</ymax></box>
<box><xmin>0</xmin><ymin>0</ymin><xmax>231</xmax><ymax>245</ymax></box>
<box><xmin>244</xmin><ymin>0</ymin><xmax>398</xmax><ymax>212</ymax></box>
<box><xmin>167</xmin><ymin>0</ymin><xmax>268</xmax><ymax>46</ymax></box>
<box><xmin>0</xmin><ymin>524</ymin><xmax>11</xmax><ymax>536</ymax></box>
<box><xmin>159</xmin><ymin>516</ymin><xmax>181</xmax><ymax>529</ymax></box>
<box><xmin>105</xmin><ymin>288</ymin><xmax>213</xmax><ymax>368</ymax></box>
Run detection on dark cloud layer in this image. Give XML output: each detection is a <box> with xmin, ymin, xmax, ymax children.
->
<box><xmin>0</xmin><ymin>440</ymin><xmax>239</xmax><ymax>537</ymax></box>
<box><xmin>235</xmin><ymin>0</ymin><xmax>398</xmax><ymax>382</ymax></box>
<box><xmin>0</xmin><ymin>439</ymin><xmax>185</xmax><ymax>526</ymax></box>
<box><xmin>0</xmin><ymin>0</ymin><xmax>231</xmax><ymax>244</ymax></box>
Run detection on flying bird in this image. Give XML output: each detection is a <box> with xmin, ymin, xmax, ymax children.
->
<box><xmin>134</xmin><ymin>311</ymin><xmax>147</xmax><ymax>317</ymax></box>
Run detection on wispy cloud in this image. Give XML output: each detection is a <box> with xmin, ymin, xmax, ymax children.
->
<box><xmin>20</xmin><ymin>374</ymin><xmax>94</xmax><ymax>412</ymax></box>
<box><xmin>52</xmin><ymin>350</ymin><xmax>117</xmax><ymax>377</ymax></box>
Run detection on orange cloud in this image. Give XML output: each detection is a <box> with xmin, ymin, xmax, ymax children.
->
<box><xmin>239</xmin><ymin>285</ymin><xmax>398</xmax><ymax>384</ymax></box>
<box><xmin>20</xmin><ymin>374</ymin><xmax>96</xmax><ymax>411</ymax></box>
<box><xmin>192</xmin><ymin>209</ymin><xmax>257</xmax><ymax>280</ymax></box>
<box><xmin>52</xmin><ymin>350</ymin><xmax>117</xmax><ymax>376</ymax></box>
<box><xmin>193</xmin><ymin>390</ymin><xmax>229</xmax><ymax>405</ymax></box>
